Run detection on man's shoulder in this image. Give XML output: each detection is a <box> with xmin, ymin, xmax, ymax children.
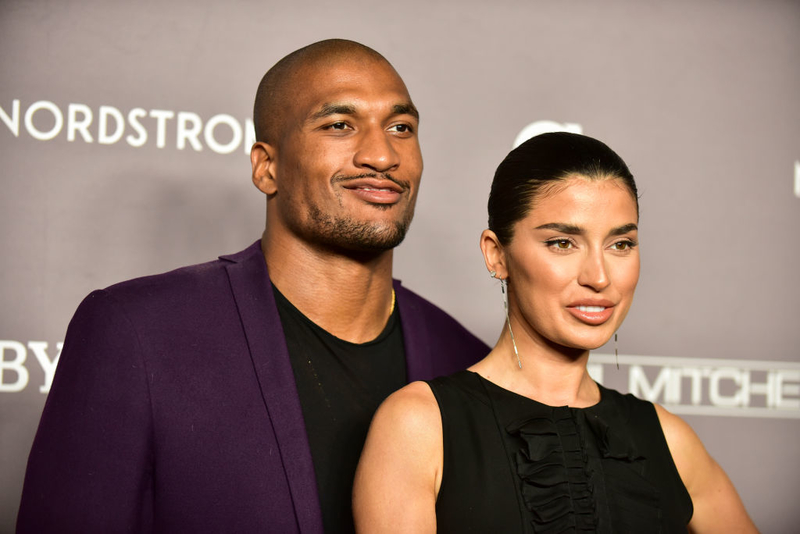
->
<box><xmin>102</xmin><ymin>241</ymin><xmax>263</xmax><ymax>299</ymax></box>
<box><xmin>393</xmin><ymin>281</ymin><xmax>488</xmax><ymax>348</ymax></box>
<box><xmin>105</xmin><ymin>257</ymin><xmax>225</xmax><ymax>295</ymax></box>
<box><xmin>393</xmin><ymin>281</ymin><xmax>489</xmax><ymax>378</ymax></box>
<box><xmin>393</xmin><ymin>282</ymin><xmax>452</xmax><ymax>320</ymax></box>
<box><xmin>74</xmin><ymin>241</ymin><xmax>265</xmax><ymax>320</ymax></box>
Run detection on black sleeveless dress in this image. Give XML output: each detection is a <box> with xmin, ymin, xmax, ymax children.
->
<box><xmin>426</xmin><ymin>371</ymin><xmax>692</xmax><ymax>533</ymax></box>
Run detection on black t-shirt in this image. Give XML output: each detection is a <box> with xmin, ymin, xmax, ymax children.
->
<box><xmin>273</xmin><ymin>284</ymin><xmax>407</xmax><ymax>533</ymax></box>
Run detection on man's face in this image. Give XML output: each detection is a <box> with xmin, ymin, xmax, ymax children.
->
<box><xmin>267</xmin><ymin>57</ymin><xmax>423</xmax><ymax>253</ymax></box>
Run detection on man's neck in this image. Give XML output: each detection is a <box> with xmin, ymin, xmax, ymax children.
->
<box><xmin>261</xmin><ymin>228</ymin><xmax>396</xmax><ymax>344</ymax></box>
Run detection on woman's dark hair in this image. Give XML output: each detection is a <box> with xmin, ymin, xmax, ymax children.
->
<box><xmin>487</xmin><ymin>132</ymin><xmax>638</xmax><ymax>245</ymax></box>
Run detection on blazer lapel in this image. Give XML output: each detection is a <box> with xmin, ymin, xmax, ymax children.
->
<box><xmin>222</xmin><ymin>242</ymin><xmax>323</xmax><ymax>534</ymax></box>
<box><xmin>394</xmin><ymin>280</ymin><xmax>435</xmax><ymax>382</ymax></box>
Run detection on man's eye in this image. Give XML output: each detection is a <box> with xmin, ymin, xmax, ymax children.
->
<box><xmin>390</xmin><ymin>124</ymin><xmax>412</xmax><ymax>133</ymax></box>
<box><xmin>329</xmin><ymin>122</ymin><xmax>348</xmax><ymax>130</ymax></box>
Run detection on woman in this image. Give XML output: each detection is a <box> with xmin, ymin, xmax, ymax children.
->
<box><xmin>353</xmin><ymin>133</ymin><xmax>757</xmax><ymax>532</ymax></box>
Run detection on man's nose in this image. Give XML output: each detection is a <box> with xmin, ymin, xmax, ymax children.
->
<box><xmin>353</xmin><ymin>127</ymin><xmax>400</xmax><ymax>172</ymax></box>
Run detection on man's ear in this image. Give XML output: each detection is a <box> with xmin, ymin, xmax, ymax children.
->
<box><xmin>251</xmin><ymin>142</ymin><xmax>278</xmax><ymax>195</ymax></box>
<box><xmin>480</xmin><ymin>229</ymin><xmax>509</xmax><ymax>279</ymax></box>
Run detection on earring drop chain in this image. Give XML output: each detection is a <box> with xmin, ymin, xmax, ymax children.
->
<box><xmin>501</xmin><ymin>278</ymin><xmax>522</xmax><ymax>369</ymax></box>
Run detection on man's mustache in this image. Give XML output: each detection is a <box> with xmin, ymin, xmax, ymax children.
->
<box><xmin>331</xmin><ymin>173</ymin><xmax>410</xmax><ymax>191</ymax></box>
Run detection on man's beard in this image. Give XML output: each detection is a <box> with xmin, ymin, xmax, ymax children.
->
<box><xmin>307</xmin><ymin>205</ymin><xmax>414</xmax><ymax>252</ymax></box>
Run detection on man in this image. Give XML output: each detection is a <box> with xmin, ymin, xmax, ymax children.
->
<box><xmin>16</xmin><ymin>39</ymin><xmax>488</xmax><ymax>533</ymax></box>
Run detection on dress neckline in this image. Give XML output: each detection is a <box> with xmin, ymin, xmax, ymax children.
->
<box><xmin>466</xmin><ymin>370</ymin><xmax>606</xmax><ymax>411</ymax></box>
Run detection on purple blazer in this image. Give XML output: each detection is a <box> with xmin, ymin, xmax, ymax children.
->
<box><xmin>16</xmin><ymin>241</ymin><xmax>488</xmax><ymax>533</ymax></box>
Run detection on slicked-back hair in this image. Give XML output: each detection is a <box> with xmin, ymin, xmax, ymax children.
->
<box><xmin>252</xmin><ymin>39</ymin><xmax>389</xmax><ymax>144</ymax></box>
<box><xmin>488</xmin><ymin>132</ymin><xmax>639</xmax><ymax>245</ymax></box>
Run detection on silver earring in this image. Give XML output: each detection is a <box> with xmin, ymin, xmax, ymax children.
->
<box><xmin>500</xmin><ymin>278</ymin><xmax>522</xmax><ymax>369</ymax></box>
<box><xmin>615</xmin><ymin>332</ymin><xmax>619</xmax><ymax>370</ymax></box>
<box><xmin>489</xmin><ymin>270</ymin><xmax>497</xmax><ymax>278</ymax></box>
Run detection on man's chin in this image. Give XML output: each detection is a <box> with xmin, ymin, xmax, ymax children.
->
<box><xmin>307</xmin><ymin>208</ymin><xmax>412</xmax><ymax>253</ymax></box>
<box><xmin>331</xmin><ymin>224</ymin><xmax>409</xmax><ymax>253</ymax></box>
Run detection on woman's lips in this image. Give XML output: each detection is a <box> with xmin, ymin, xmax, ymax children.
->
<box><xmin>566</xmin><ymin>302</ymin><xmax>614</xmax><ymax>325</ymax></box>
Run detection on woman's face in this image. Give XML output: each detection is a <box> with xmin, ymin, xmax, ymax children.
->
<box><xmin>503</xmin><ymin>176</ymin><xmax>640</xmax><ymax>352</ymax></box>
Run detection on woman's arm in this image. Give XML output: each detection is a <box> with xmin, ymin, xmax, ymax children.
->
<box><xmin>353</xmin><ymin>381</ymin><xmax>443</xmax><ymax>534</ymax></box>
<box><xmin>655</xmin><ymin>405</ymin><xmax>759</xmax><ymax>533</ymax></box>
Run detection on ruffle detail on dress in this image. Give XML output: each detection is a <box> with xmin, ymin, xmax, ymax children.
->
<box><xmin>582</xmin><ymin>410</ymin><xmax>663</xmax><ymax>530</ymax></box>
<box><xmin>508</xmin><ymin>407</ymin><xmax>597</xmax><ymax>532</ymax></box>
<box><xmin>582</xmin><ymin>411</ymin><xmax>644</xmax><ymax>464</ymax></box>
<box><xmin>507</xmin><ymin>406</ymin><xmax>662</xmax><ymax>532</ymax></box>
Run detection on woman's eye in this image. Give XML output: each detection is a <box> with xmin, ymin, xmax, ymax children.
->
<box><xmin>547</xmin><ymin>239</ymin><xmax>573</xmax><ymax>250</ymax></box>
<box><xmin>612</xmin><ymin>240</ymin><xmax>637</xmax><ymax>251</ymax></box>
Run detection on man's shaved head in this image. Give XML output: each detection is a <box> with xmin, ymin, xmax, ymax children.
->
<box><xmin>250</xmin><ymin>38</ymin><xmax>422</xmax><ymax>256</ymax></box>
<box><xmin>253</xmin><ymin>39</ymin><xmax>394</xmax><ymax>144</ymax></box>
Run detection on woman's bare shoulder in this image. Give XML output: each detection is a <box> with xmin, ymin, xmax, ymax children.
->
<box><xmin>354</xmin><ymin>381</ymin><xmax>443</xmax><ymax>533</ymax></box>
<box><xmin>653</xmin><ymin>404</ymin><xmax>703</xmax><ymax>450</ymax></box>
<box><xmin>653</xmin><ymin>404</ymin><xmax>758</xmax><ymax>533</ymax></box>
<box><xmin>653</xmin><ymin>404</ymin><xmax>709</xmax><ymax>486</ymax></box>
<box><xmin>370</xmin><ymin>380</ymin><xmax>441</xmax><ymax>435</ymax></box>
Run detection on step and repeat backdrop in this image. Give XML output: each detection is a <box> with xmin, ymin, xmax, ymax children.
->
<box><xmin>1</xmin><ymin>0</ymin><xmax>798</xmax><ymax>531</ymax></box>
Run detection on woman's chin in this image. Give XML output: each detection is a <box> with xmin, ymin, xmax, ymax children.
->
<box><xmin>551</xmin><ymin>334</ymin><xmax>613</xmax><ymax>353</ymax></box>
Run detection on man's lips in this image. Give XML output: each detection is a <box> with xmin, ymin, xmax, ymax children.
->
<box><xmin>341</xmin><ymin>178</ymin><xmax>405</xmax><ymax>204</ymax></box>
<box><xmin>566</xmin><ymin>299</ymin><xmax>615</xmax><ymax>325</ymax></box>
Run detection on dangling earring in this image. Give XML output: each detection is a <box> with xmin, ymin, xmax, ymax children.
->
<box><xmin>500</xmin><ymin>277</ymin><xmax>522</xmax><ymax>370</ymax></box>
<box><xmin>614</xmin><ymin>332</ymin><xmax>619</xmax><ymax>370</ymax></box>
<box><xmin>491</xmin><ymin>270</ymin><xmax>521</xmax><ymax>369</ymax></box>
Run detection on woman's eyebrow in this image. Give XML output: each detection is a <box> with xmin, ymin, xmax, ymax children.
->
<box><xmin>533</xmin><ymin>222</ymin><xmax>638</xmax><ymax>236</ymax></box>
<box><xmin>535</xmin><ymin>223</ymin><xmax>583</xmax><ymax>234</ymax></box>
<box><xmin>609</xmin><ymin>223</ymin><xmax>639</xmax><ymax>236</ymax></box>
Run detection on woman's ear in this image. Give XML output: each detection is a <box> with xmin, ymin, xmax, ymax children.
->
<box><xmin>250</xmin><ymin>142</ymin><xmax>278</xmax><ymax>195</ymax></box>
<box><xmin>480</xmin><ymin>229</ymin><xmax>508</xmax><ymax>279</ymax></box>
